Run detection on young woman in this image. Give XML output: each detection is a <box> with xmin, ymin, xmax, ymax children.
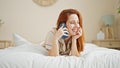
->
<box><xmin>44</xmin><ymin>9</ymin><xmax>85</xmax><ymax>56</ymax></box>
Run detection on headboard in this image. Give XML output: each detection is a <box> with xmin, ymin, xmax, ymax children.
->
<box><xmin>0</xmin><ymin>40</ymin><xmax>14</xmax><ymax>49</ymax></box>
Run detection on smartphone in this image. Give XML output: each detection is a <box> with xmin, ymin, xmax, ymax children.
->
<box><xmin>59</xmin><ymin>22</ymin><xmax>68</xmax><ymax>39</ymax></box>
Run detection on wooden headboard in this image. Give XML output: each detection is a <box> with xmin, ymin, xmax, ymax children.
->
<box><xmin>0</xmin><ymin>40</ymin><xmax>14</xmax><ymax>49</ymax></box>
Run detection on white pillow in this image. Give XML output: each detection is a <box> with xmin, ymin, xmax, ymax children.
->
<box><xmin>12</xmin><ymin>33</ymin><xmax>48</xmax><ymax>55</ymax></box>
<box><xmin>13</xmin><ymin>33</ymin><xmax>32</xmax><ymax>46</ymax></box>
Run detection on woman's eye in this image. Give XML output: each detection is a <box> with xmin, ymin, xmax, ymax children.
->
<box><xmin>70</xmin><ymin>22</ymin><xmax>74</xmax><ymax>24</ymax></box>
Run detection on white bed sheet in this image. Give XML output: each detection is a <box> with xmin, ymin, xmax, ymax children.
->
<box><xmin>0</xmin><ymin>43</ymin><xmax>120</xmax><ymax>68</ymax></box>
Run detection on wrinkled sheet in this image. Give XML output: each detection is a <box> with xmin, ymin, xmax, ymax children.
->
<box><xmin>0</xmin><ymin>43</ymin><xmax>120</xmax><ymax>68</ymax></box>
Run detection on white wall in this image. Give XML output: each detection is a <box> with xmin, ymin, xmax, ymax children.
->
<box><xmin>0</xmin><ymin>0</ymin><xmax>117</xmax><ymax>43</ymax></box>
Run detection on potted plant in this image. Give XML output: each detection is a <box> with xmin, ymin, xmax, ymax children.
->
<box><xmin>118</xmin><ymin>7</ymin><xmax>120</xmax><ymax>13</ymax></box>
<box><xmin>118</xmin><ymin>0</ymin><xmax>120</xmax><ymax>13</ymax></box>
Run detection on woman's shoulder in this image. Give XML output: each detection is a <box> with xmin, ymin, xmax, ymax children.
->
<box><xmin>50</xmin><ymin>27</ymin><xmax>57</xmax><ymax>32</ymax></box>
<box><xmin>47</xmin><ymin>27</ymin><xmax>57</xmax><ymax>35</ymax></box>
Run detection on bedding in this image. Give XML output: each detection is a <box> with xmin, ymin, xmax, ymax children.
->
<box><xmin>0</xmin><ymin>43</ymin><xmax>120</xmax><ymax>68</ymax></box>
<box><xmin>13</xmin><ymin>33</ymin><xmax>32</xmax><ymax>46</ymax></box>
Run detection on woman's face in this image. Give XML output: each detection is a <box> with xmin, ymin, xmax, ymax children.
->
<box><xmin>66</xmin><ymin>14</ymin><xmax>80</xmax><ymax>36</ymax></box>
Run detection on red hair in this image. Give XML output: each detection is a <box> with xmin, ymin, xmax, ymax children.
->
<box><xmin>56</xmin><ymin>9</ymin><xmax>85</xmax><ymax>53</ymax></box>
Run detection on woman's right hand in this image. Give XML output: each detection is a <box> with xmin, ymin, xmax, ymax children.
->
<box><xmin>54</xmin><ymin>25</ymin><xmax>68</xmax><ymax>40</ymax></box>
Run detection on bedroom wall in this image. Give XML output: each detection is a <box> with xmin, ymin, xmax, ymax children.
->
<box><xmin>0</xmin><ymin>0</ymin><xmax>117</xmax><ymax>43</ymax></box>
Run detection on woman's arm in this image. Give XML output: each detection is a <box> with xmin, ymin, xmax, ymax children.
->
<box><xmin>48</xmin><ymin>37</ymin><xmax>59</xmax><ymax>56</ymax></box>
<box><xmin>71</xmin><ymin>28</ymin><xmax>82</xmax><ymax>56</ymax></box>
<box><xmin>71</xmin><ymin>38</ymin><xmax>80</xmax><ymax>56</ymax></box>
<box><xmin>48</xmin><ymin>25</ymin><xmax>66</xmax><ymax>56</ymax></box>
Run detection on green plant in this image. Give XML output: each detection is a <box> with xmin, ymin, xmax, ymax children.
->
<box><xmin>118</xmin><ymin>7</ymin><xmax>120</xmax><ymax>13</ymax></box>
<box><xmin>118</xmin><ymin>0</ymin><xmax>120</xmax><ymax>13</ymax></box>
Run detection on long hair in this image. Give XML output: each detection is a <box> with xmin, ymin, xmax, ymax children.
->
<box><xmin>56</xmin><ymin>9</ymin><xmax>85</xmax><ymax>53</ymax></box>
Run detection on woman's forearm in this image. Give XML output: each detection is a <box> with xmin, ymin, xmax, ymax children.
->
<box><xmin>49</xmin><ymin>37</ymin><xmax>59</xmax><ymax>56</ymax></box>
<box><xmin>71</xmin><ymin>39</ymin><xmax>79</xmax><ymax>56</ymax></box>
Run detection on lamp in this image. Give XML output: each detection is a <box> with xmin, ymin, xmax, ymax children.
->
<box><xmin>102</xmin><ymin>15</ymin><xmax>114</xmax><ymax>39</ymax></box>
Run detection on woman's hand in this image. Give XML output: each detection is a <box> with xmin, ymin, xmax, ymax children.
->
<box><xmin>72</xmin><ymin>27</ymin><xmax>82</xmax><ymax>40</ymax></box>
<box><xmin>54</xmin><ymin>25</ymin><xmax>68</xmax><ymax>40</ymax></box>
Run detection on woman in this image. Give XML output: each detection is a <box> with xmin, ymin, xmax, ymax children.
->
<box><xmin>44</xmin><ymin>9</ymin><xmax>85</xmax><ymax>56</ymax></box>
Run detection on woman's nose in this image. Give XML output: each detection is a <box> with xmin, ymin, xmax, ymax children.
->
<box><xmin>74</xmin><ymin>23</ymin><xmax>79</xmax><ymax>28</ymax></box>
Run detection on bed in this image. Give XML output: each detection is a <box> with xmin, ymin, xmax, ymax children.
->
<box><xmin>0</xmin><ymin>33</ymin><xmax>120</xmax><ymax>68</ymax></box>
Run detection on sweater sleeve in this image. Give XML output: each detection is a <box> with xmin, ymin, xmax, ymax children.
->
<box><xmin>44</xmin><ymin>28</ymin><xmax>56</xmax><ymax>50</ymax></box>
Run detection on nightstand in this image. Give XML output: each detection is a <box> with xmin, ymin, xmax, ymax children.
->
<box><xmin>92</xmin><ymin>39</ymin><xmax>120</xmax><ymax>49</ymax></box>
<box><xmin>0</xmin><ymin>40</ymin><xmax>14</xmax><ymax>49</ymax></box>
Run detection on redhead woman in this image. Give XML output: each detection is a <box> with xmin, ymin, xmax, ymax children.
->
<box><xmin>44</xmin><ymin>9</ymin><xmax>85</xmax><ymax>56</ymax></box>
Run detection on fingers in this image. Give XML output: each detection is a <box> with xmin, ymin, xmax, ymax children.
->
<box><xmin>72</xmin><ymin>28</ymin><xmax>82</xmax><ymax>39</ymax></box>
<box><xmin>79</xmin><ymin>27</ymin><xmax>82</xmax><ymax>34</ymax></box>
<box><xmin>63</xmin><ymin>33</ymin><xmax>69</xmax><ymax>37</ymax></box>
<box><xmin>63</xmin><ymin>31</ymin><xmax>68</xmax><ymax>33</ymax></box>
<box><xmin>77</xmin><ymin>27</ymin><xmax>82</xmax><ymax>36</ymax></box>
<box><xmin>68</xmin><ymin>23</ymin><xmax>72</xmax><ymax>30</ymax></box>
<box><xmin>59</xmin><ymin>25</ymin><xmax>68</xmax><ymax>32</ymax></box>
<box><xmin>63</xmin><ymin>30</ymin><xmax>69</xmax><ymax>36</ymax></box>
<box><xmin>59</xmin><ymin>24</ymin><xmax>64</xmax><ymax>29</ymax></box>
<box><xmin>62</xmin><ymin>28</ymin><xmax>68</xmax><ymax>31</ymax></box>
<box><xmin>57</xmin><ymin>26</ymin><xmax>69</xmax><ymax>39</ymax></box>
<box><xmin>63</xmin><ymin>28</ymin><xmax>69</xmax><ymax>36</ymax></box>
